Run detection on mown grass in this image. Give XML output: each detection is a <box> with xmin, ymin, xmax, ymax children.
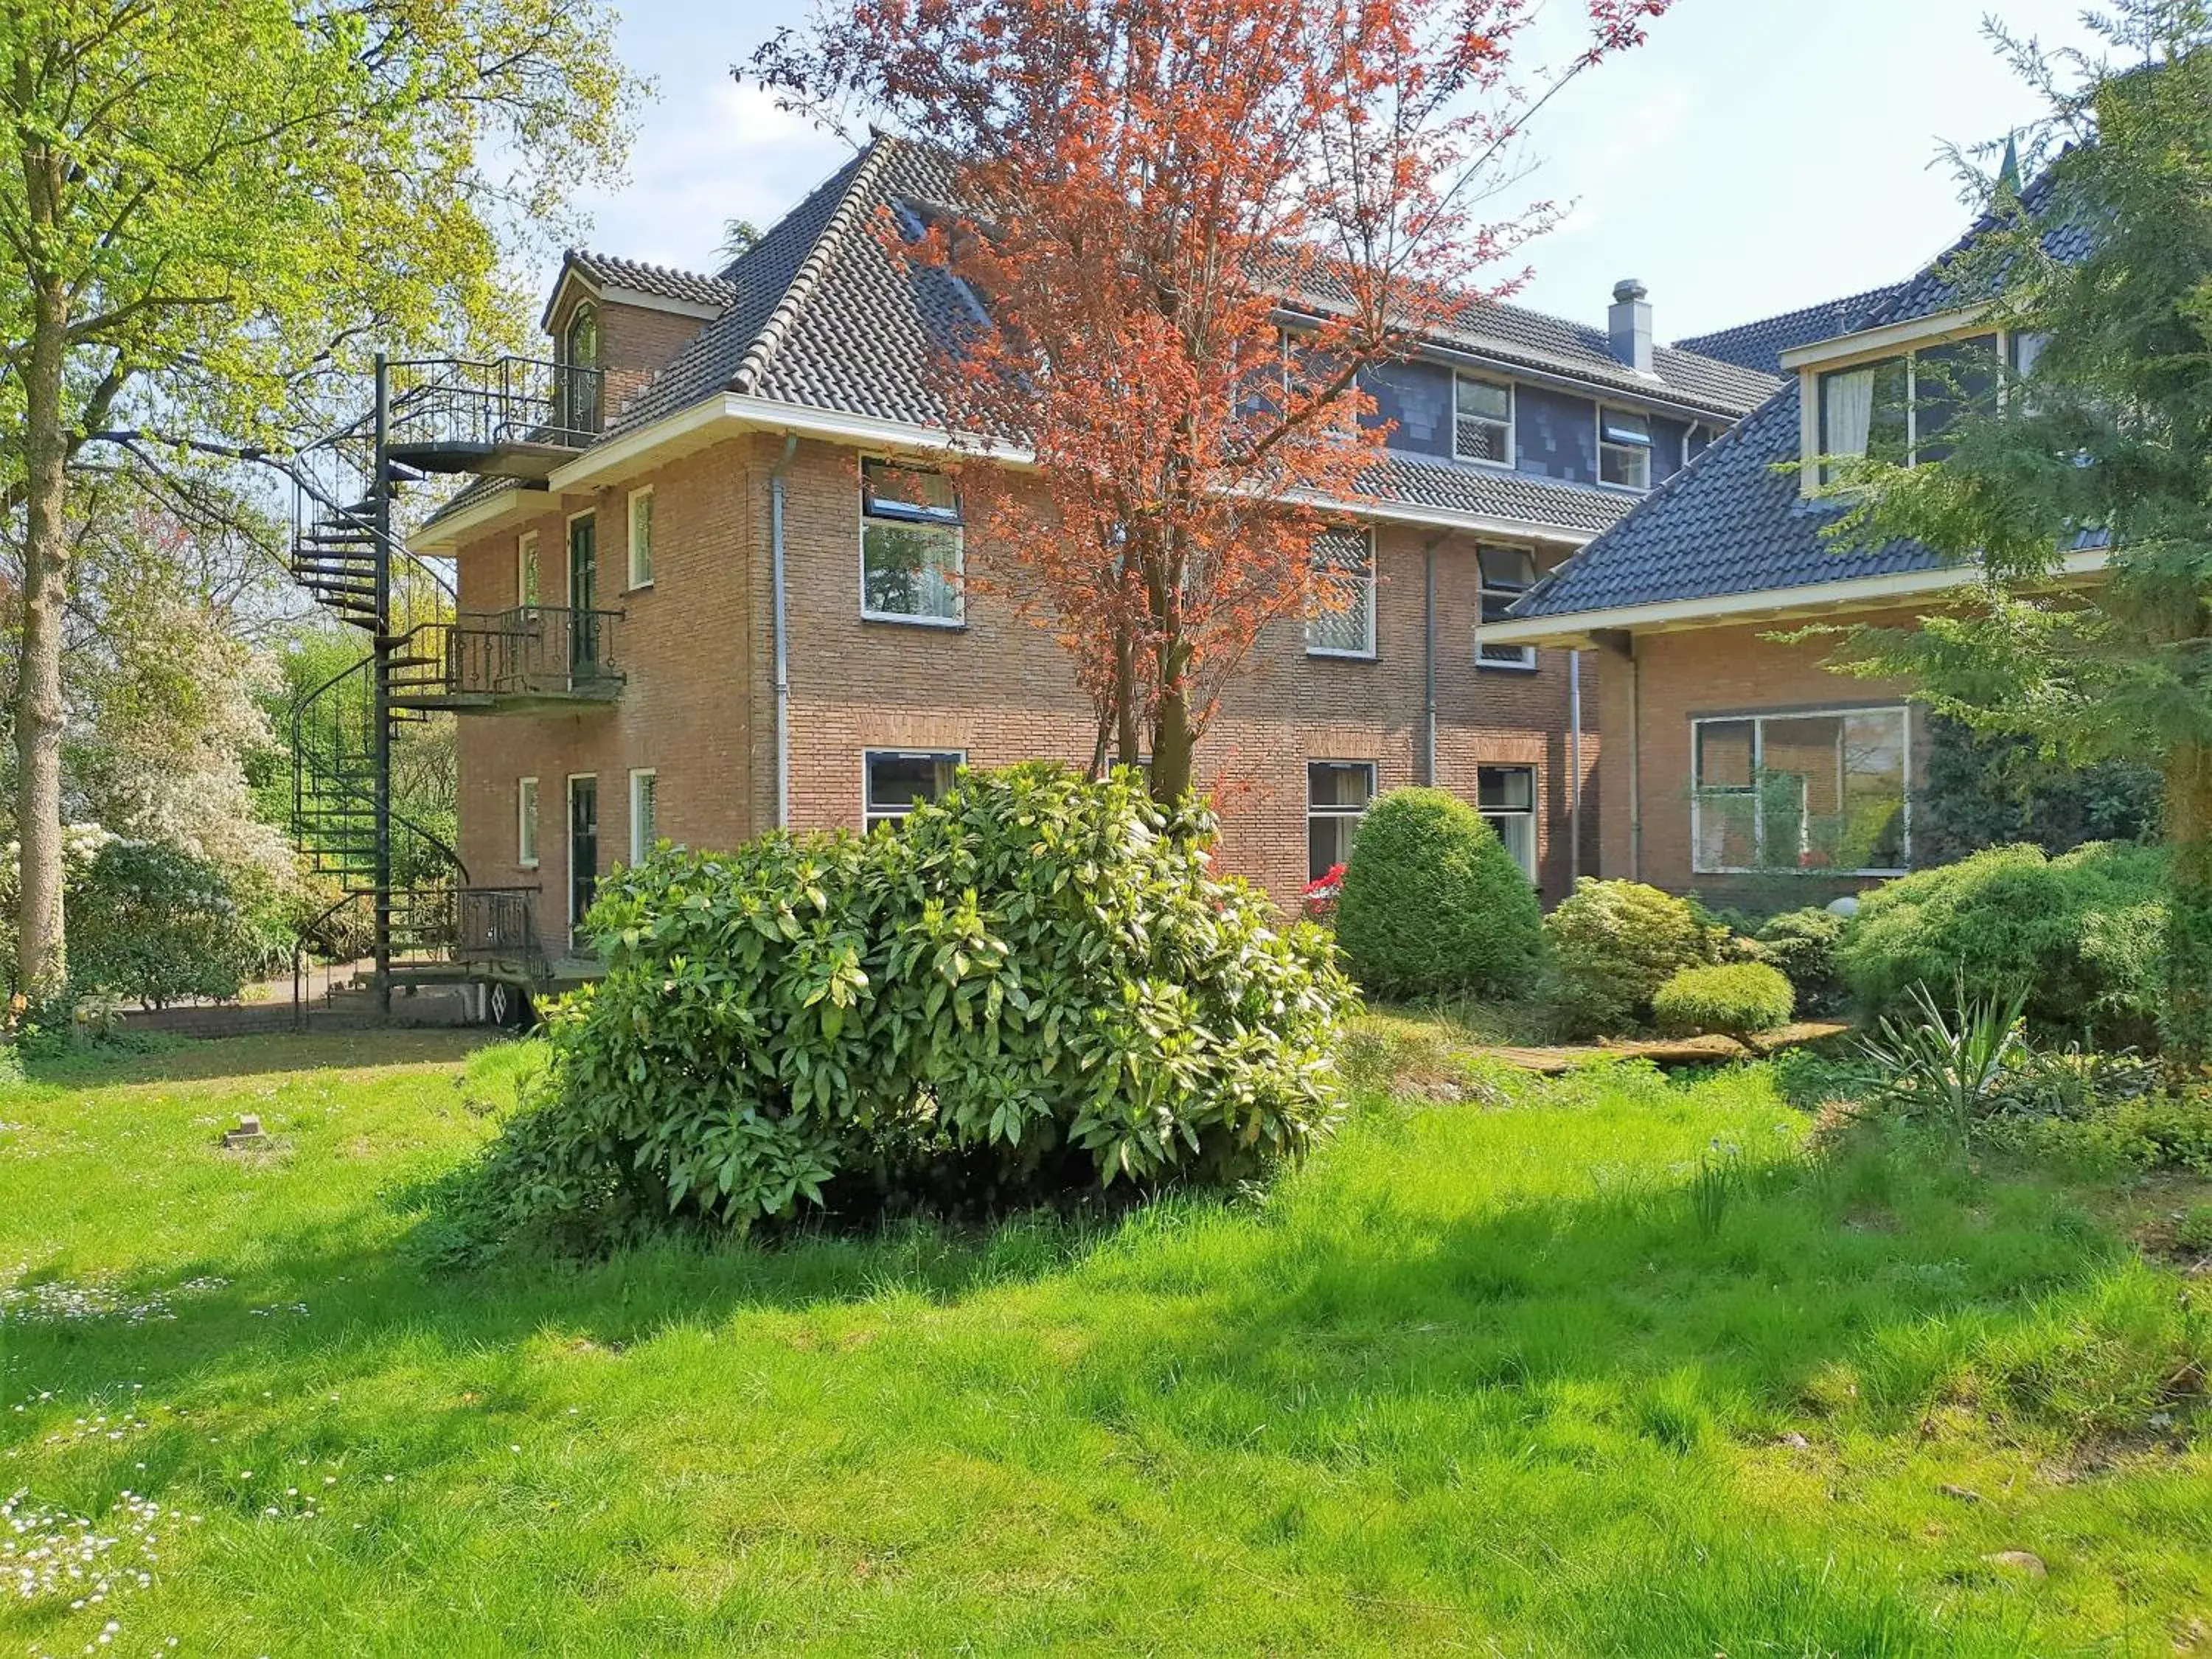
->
<box><xmin>1</xmin><ymin>1027</ymin><xmax>2207</xmax><ymax>1656</ymax></box>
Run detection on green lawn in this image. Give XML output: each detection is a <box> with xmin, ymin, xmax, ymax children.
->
<box><xmin>1</xmin><ymin>1029</ymin><xmax>2207</xmax><ymax>1657</ymax></box>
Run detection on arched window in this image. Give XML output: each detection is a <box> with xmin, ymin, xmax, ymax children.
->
<box><xmin>560</xmin><ymin>302</ymin><xmax>602</xmax><ymax>432</ymax></box>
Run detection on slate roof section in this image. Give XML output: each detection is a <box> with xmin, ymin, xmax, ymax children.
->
<box><xmin>1362</xmin><ymin>452</ymin><xmax>1638</xmax><ymax>538</ymax></box>
<box><xmin>1674</xmin><ymin>285</ymin><xmax>1902</xmax><ymax>375</ymax></box>
<box><xmin>1854</xmin><ymin>169</ymin><xmax>2087</xmax><ymax>330</ymax></box>
<box><xmin>1505</xmin><ymin>378</ymin><xmax>1941</xmax><ymax>619</ymax></box>
<box><xmin>564</xmin><ymin>251</ymin><xmax>737</xmax><ymax>312</ymax></box>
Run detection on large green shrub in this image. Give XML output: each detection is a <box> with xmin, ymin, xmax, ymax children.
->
<box><xmin>1652</xmin><ymin>963</ymin><xmax>1795</xmax><ymax>1038</ymax></box>
<box><xmin>1543</xmin><ymin>878</ymin><xmax>1727</xmax><ymax>1036</ymax></box>
<box><xmin>1333</xmin><ymin>787</ymin><xmax>1542</xmax><ymax>1001</ymax></box>
<box><xmin>435</xmin><ymin>765</ymin><xmax>1354</xmax><ymax>1257</ymax></box>
<box><xmin>66</xmin><ymin>838</ymin><xmax>267</xmax><ymax>1009</ymax></box>
<box><xmin>1754</xmin><ymin>906</ymin><xmax>1848</xmax><ymax>1015</ymax></box>
<box><xmin>1837</xmin><ymin>843</ymin><xmax>2165</xmax><ymax>1046</ymax></box>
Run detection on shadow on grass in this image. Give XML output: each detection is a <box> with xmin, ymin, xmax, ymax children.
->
<box><xmin>17</xmin><ymin>1027</ymin><xmax>494</xmax><ymax>1090</ymax></box>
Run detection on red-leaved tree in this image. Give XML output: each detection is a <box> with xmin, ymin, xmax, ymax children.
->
<box><xmin>752</xmin><ymin>0</ymin><xmax>1669</xmax><ymax>802</ymax></box>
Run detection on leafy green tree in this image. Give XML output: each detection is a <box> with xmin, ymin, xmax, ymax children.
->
<box><xmin>0</xmin><ymin>0</ymin><xmax>640</xmax><ymax>998</ymax></box>
<box><xmin>1818</xmin><ymin>4</ymin><xmax>2212</xmax><ymax>1060</ymax></box>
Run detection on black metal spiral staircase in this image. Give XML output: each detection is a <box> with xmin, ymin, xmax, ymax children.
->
<box><xmin>281</xmin><ymin>354</ymin><xmax>608</xmax><ymax>1015</ymax></box>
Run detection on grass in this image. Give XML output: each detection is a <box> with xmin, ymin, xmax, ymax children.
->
<box><xmin>1</xmin><ymin>1026</ymin><xmax>2208</xmax><ymax>1656</ymax></box>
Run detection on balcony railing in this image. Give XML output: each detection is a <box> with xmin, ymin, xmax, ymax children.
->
<box><xmin>453</xmin><ymin>887</ymin><xmax>545</xmax><ymax>968</ymax></box>
<box><xmin>394</xmin><ymin>608</ymin><xmax>625</xmax><ymax>708</ymax></box>
<box><xmin>386</xmin><ymin>355</ymin><xmax>608</xmax><ymax>456</ymax></box>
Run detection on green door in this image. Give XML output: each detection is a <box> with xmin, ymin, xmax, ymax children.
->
<box><xmin>568</xmin><ymin>515</ymin><xmax>598</xmax><ymax>675</ymax></box>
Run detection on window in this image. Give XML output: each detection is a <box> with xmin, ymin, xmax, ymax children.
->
<box><xmin>517</xmin><ymin>531</ymin><xmax>540</xmax><ymax>609</ymax></box>
<box><xmin>1306</xmin><ymin>529</ymin><xmax>1376</xmax><ymax>657</ymax></box>
<box><xmin>560</xmin><ymin>303</ymin><xmax>602</xmax><ymax>433</ymax></box>
<box><xmin>1307</xmin><ymin>761</ymin><xmax>1375</xmax><ymax>882</ymax></box>
<box><xmin>860</xmin><ymin>458</ymin><xmax>962</xmax><ymax>623</ymax></box>
<box><xmin>1477</xmin><ymin>546</ymin><xmax>1537</xmax><ymax>669</ymax></box>
<box><xmin>628</xmin><ymin>769</ymin><xmax>657</xmax><ymax>865</ymax></box>
<box><xmin>1453</xmin><ymin>375</ymin><xmax>1513</xmax><ymax>465</ymax></box>
<box><xmin>567</xmin><ymin>775</ymin><xmax>599</xmax><ymax>948</ymax></box>
<box><xmin>1598</xmin><ymin>407</ymin><xmax>1654</xmax><ymax>490</ymax></box>
<box><xmin>1478</xmin><ymin>765</ymin><xmax>1537</xmax><ymax>883</ymax></box>
<box><xmin>1818</xmin><ymin>335</ymin><xmax>1999</xmax><ymax>481</ymax></box>
<box><xmin>1691</xmin><ymin>706</ymin><xmax>1910</xmax><ymax>875</ymax></box>
<box><xmin>517</xmin><ymin>777</ymin><xmax>538</xmax><ymax>868</ymax></box>
<box><xmin>863</xmin><ymin>749</ymin><xmax>964</xmax><ymax>829</ymax></box>
<box><xmin>626</xmin><ymin>488</ymin><xmax>654</xmax><ymax>589</ymax></box>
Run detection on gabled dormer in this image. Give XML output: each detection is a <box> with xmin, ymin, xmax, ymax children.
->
<box><xmin>538</xmin><ymin>251</ymin><xmax>737</xmax><ymax>431</ymax></box>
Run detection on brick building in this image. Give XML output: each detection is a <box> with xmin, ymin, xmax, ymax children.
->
<box><xmin>414</xmin><ymin>136</ymin><xmax>1775</xmax><ymax>956</ymax></box>
<box><xmin>1480</xmin><ymin>177</ymin><xmax>2104</xmax><ymax>902</ymax></box>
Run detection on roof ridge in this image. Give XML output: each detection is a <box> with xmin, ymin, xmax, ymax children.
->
<box><xmin>580</xmin><ymin>248</ymin><xmax>734</xmax><ymax>288</ymax></box>
<box><xmin>1673</xmin><ymin>284</ymin><xmax>1899</xmax><ymax>352</ymax></box>
<box><xmin>731</xmin><ymin>136</ymin><xmax>899</xmax><ymax>397</ymax></box>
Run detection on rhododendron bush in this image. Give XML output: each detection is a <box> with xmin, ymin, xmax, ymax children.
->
<box><xmin>433</xmin><ymin>766</ymin><xmax>1354</xmax><ymax>1259</ymax></box>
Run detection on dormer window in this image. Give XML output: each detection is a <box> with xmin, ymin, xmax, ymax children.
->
<box><xmin>560</xmin><ymin>301</ymin><xmax>602</xmax><ymax>433</ymax></box>
<box><xmin>1818</xmin><ymin>335</ymin><xmax>1997</xmax><ymax>481</ymax></box>
<box><xmin>1598</xmin><ymin>408</ymin><xmax>1653</xmax><ymax>490</ymax></box>
<box><xmin>1453</xmin><ymin>375</ymin><xmax>1513</xmax><ymax>465</ymax></box>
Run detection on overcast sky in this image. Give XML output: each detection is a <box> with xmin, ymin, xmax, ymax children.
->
<box><xmin>563</xmin><ymin>1</ymin><xmax>2104</xmax><ymax>343</ymax></box>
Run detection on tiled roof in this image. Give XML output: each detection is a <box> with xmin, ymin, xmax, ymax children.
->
<box><xmin>1361</xmin><ymin>452</ymin><xmax>1637</xmax><ymax>538</ymax></box>
<box><xmin>1507</xmin><ymin>170</ymin><xmax>2090</xmax><ymax>625</ymax></box>
<box><xmin>603</xmin><ymin>133</ymin><xmax>1775</xmax><ymax>458</ymax></box>
<box><xmin>1674</xmin><ymin>285</ymin><xmax>1902</xmax><ymax>375</ymax></box>
<box><xmin>1505</xmin><ymin>378</ymin><xmax>1941</xmax><ymax>619</ymax></box>
<box><xmin>564</xmin><ymin>250</ymin><xmax>737</xmax><ymax>312</ymax></box>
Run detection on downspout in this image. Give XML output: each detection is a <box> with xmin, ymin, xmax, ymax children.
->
<box><xmin>1627</xmin><ymin>636</ymin><xmax>1643</xmax><ymax>883</ymax></box>
<box><xmin>770</xmin><ymin>435</ymin><xmax>798</xmax><ymax>830</ymax></box>
<box><xmin>1568</xmin><ymin>647</ymin><xmax>1584</xmax><ymax>885</ymax></box>
<box><xmin>1421</xmin><ymin>538</ymin><xmax>1440</xmax><ymax>786</ymax></box>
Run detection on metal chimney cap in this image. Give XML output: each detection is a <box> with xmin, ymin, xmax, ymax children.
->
<box><xmin>1613</xmin><ymin>278</ymin><xmax>1649</xmax><ymax>304</ymax></box>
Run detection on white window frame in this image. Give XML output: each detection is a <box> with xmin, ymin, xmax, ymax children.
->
<box><xmin>1306</xmin><ymin>759</ymin><xmax>1377</xmax><ymax>883</ymax></box>
<box><xmin>516</xmin><ymin>530</ymin><xmax>540</xmax><ymax>610</ymax></box>
<box><xmin>1476</xmin><ymin>545</ymin><xmax>1538</xmax><ymax>671</ymax></box>
<box><xmin>1597</xmin><ymin>406</ymin><xmax>1655</xmax><ymax>492</ymax></box>
<box><xmin>862</xmin><ymin>748</ymin><xmax>967</xmax><ymax>830</ymax></box>
<box><xmin>1813</xmin><ymin>333</ymin><xmax>2004</xmax><ymax>485</ymax></box>
<box><xmin>1478</xmin><ymin>765</ymin><xmax>1539</xmax><ymax>883</ymax></box>
<box><xmin>1689</xmin><ymin>705</ymin><xmax>1913</xmax><ymax>877</ymax></box>
<box><xmin>1306</xmin><ymin>528</ymin><xmax>1377</xmax><ymax>659</ymax></box>
<box><xmin>517</xmin><ymin>776</ymin><xmax>538</xmax><ymax>869</ymax></box>
<box><xmin>627</xmin><ymin>768</ymin><xmax>657</xmax><ymax>866</ymax></box>
<box><xmin>625</xmin><ymin>487</ymin><xmax>654</xmax><ymax>591</ymax></box>
<box><xmin>859</xmin><ymin>456</ymin><xmax>964</xmax><ymax>627</ymax></box>
<box><xmin>1451</xmin><ymin>372</ymin><xmax>1515</xmax><ymax>467</ymax></box>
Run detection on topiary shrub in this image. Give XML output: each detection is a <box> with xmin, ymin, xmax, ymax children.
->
<box><xmin>1837</xmin><ymin>842</ymin><xmax>2165</xmax><ymax>1047</ymax></box>
<box><xmin>1755</xmin><ymin>906</ymin><xmax>1848</xmax><ymax>1015</ymax></box>
<box><xmin>1543</xmin><ymin>878</ymin><xmax>1728</xmax><ymax>1036</ymax></box>
<box><xmin>431</xmin><ymin>765</ymin><xmax>1354</xmax><ymax>1259</ymax></box>
<box><xmin>1333</xmin><ymin>787</ymin><xmax>1542</xmax><ymax>1001</ymax></box>
<box><xmin>1652</xmin><ymin>962</ymin><xmax>1795</xmax><ymax>1038</ymax></box>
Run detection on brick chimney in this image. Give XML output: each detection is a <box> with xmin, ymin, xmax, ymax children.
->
<box><xmin>1608</xmin><ymin>279</ymin><xmax>1653</xmax><ymax>373</ymax></box>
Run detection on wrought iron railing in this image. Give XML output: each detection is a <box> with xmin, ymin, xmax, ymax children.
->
<box><xmin>454</xmin><ymin>887</ymin><xmax>544</xmax><ymax>967</ymax></box>
<box><xmin>386</xmin><ymin>355</ymin><xmax>608</xmax><ymax>453</ymax></box>
<box><xmin>448</xmin><ymin>606</ymin><xmax>624</xmax><ymax>698</ymax></box>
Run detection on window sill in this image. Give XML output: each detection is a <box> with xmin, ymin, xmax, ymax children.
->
<box><xmin>860</xmin><ymin>611</ymin><xmax>967</xmax><ymax>630</ymax></box>
<box><xmin>1306</xmin><ymin>647</ymin><xmax>1378</xmax><ymax>661</ymax></box>
<box><xmin>1475</xmin><ymin>658</ymin><xmax>1539</xmax><ymax>672</ymax></box>
<box><xmin>1693</xmin><ymin>866</ymin><xmax>1907</xmax><ymax>880</ymax></box>
<box><xmin>1450</xmin><ymin>453</ymin><xmax>1517</xmax><ymax>471</ymax></box>
<box><xmin>624</xmin><ymin>580</ymin><xmax>653</xmax><ymax>596</ymax></box>
<box><xmin>517</xmin><ymin>859</ymin><xmax>540</xmax><ymax>872</ymax></box>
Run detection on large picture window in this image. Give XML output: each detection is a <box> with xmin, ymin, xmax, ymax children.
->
<box><xmin>860</xmin><ymin>458</ymin><xmax>963</xmax><ymax>624</ymax></box>
<box><xmin>1692</xmin><ymin>706</ymin><xmax>1910</xmax><ymax>875</ymax></box>
<box><xmin>1477</xmin><ymin>546</ymin><xmax>1537</xmax><ymax>669</ymax></box>
<box><xmin>863</xmin><ymin>749</ymin><xmax>964</xmax><ymax>829</ymax></box>
<box><xmin>1818</xmin><ymin>335</ymin><xmax>1998</xmax><ymax>481</ymax></box>
<box><xmin>1306</xmin><ymin>529</ymin><xmax>1376</xmax><ymax>657</ymax></box>
<box><xmin>1453</xmin><ymin>375</ymin><xmax>1513</xmax><ymax>465</ymax></box>
<box><xmin>1307</xmin><ymin>761</ymin><xmax>1375</xmax><ymax>882</ymax></box>
<box><xmin>1478</xmin><ymin>765</ymin><xmax>1537</xmax><ymax>882</ymax></box>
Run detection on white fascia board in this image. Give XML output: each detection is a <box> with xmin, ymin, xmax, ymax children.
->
<box><xmin>1778</xmin><ymin>305</ymin><xmax>1995</xmax><ymax>372</ymax></box>
<box><xmin>1480</xmin><ymin>546</ymin><xmax>2108</xmax><ymax>646</ymax></box>
<box><xmin>414</xmin><ymin>483</ymin><xmax>529</xmax><ymax>553</ymax></box>
<box><xmin>548</xmin><ymin>393</ymin><xmax>1599</xmax><ymax>544</ymax></box>
<box><xmin>599</xmin><ymin>284</ymin><xmax>728</xmax><ymax>321</ymax></box>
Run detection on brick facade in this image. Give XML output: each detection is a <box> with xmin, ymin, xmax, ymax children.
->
<box><xmin>453</xmin><ymin>429</ymin><xmax>1604</xmax><ymax>951</ymax></box>
<box><xmin>1591</xmin><ymin>609</ymin><xmax>1929</xmax><ymax>904</ymax></box>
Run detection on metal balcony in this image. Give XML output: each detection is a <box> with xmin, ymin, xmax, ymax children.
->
<box><xmin>390</xmin><ymin>607</ymin><xmax>625</xmax><ymax>713</ymax></box>
<box><xmin>383</xmin><ymin>356</ymin><xmax>608</xmax><ymax>480</ymax></box>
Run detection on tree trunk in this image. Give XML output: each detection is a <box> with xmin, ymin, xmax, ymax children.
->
<box><xmin>1113</xmin><ymin>628</ymin><xmax>1141</xmax><ymax>774</ymax></box>
<box><xmin>2163</xmin><ymin>737</ymin><xmax>2212</xmax><ymax>1073</ymax></box>
<box><xmin>12</xmin><ymin>293</ymin><xmax>72</xmax><ymax>1006</ymax></box>
<box><xmin>1150</xmin><ymin>682</ymin><xmax>1197</xmax><ymax>807</ymax></box>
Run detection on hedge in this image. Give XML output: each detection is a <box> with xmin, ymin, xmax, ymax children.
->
<box><xmin>1332</xmin><ymin>787</ymin><xmax>1543</xmax><ymax>1001</ymax></box>
<box><xmin>1652</xmin><ymin>962</ymin><xmax>1795</xmax><ymax>1038</ymax></box>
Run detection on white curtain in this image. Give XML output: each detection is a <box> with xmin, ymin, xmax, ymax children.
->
<box><xmin>1824</xmin><ymin>369</ymin><xmax>1874</xmax><ymax>458</ymax></box>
